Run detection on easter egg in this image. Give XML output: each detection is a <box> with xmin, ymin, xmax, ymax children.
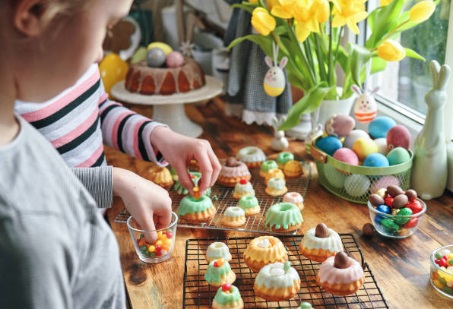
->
<box><xmin>324</xmin><ymin>114</ymin><xmax>356</xmax><ymax>138</ymax></box>
<box><xmin>344</xmin><ymin>174</ymin><xmax>370</xmax><ymax>197</ymax></box>
<box><xmin>165</xmin><ymin>51</ymin><xmax>185</xmax><ymax>68</ymax></box>
<box><xmin>130</xmin><ymin>46</ymin><xmax>147</xmax><ymax>64</ymax></box>
<box><xmin>98</xmin><ymin>53</ymin><xmax>129</xmax><ymax>96</ymax></box>
<box><xmin>363</xmin><ymin>153</ymin><xmax>389</xmax><ymax>167</ymax></box>
<box><xmin>146</xmin><ymin>48</ymin><xmax>166</xmax><ymax>67</ymax></box>
<box><xmin>387</xmin><ymin>147</ymin><xmax>411</xmax><ymax>165</ymax></box>
<box><xmin>369</xmin><ymin>116</ymin><xmax>396</xmax><ymax>139</ymax></box>
<box><xmin>344</xmin><ymin>129</ymin><xmax>370</xmax><ymax>149</ymax></box>
<box><xmin>147</xmin><ymin>42</ymin><xmax>173</xmax><ymax>55</ymax></box>
<box><xmin>324</xmin><ymin>164</ymin><xmax>347</xmax><ymax>188</ymax></box>
<box><xmin>315</xmin><ymin>136</ymin><xmax>342</xmax><ymax>156</ymax></box>
<box><xmin>352</xmin><ymin>138</ymin><xmax>378</xmax><ymax>161</ymax></box>
<box><xmin>353</xmin><ymin>93</ymin><xmax>378</xmax><ymax>123</ymax></box>
<box><xmin>386</xmin><ymin>124</ymin><xmax>411</xmax><ymax>150</ymax></box>
<box><xmin>374</xmin><ymin>137</ymin><xmax>388</xmax><ymax>155</ymax></box>
<box><xmin>333</xmin><ymin>148</ymin><xmax>359</xmax><ymax>165</ymax></box>
<box><xmin>370</xmin><ymin>175</ymin><xmax>400</xmax><ymax>194</ymax></box>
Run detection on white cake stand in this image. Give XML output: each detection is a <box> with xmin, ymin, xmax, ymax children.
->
<box><xmin>111</xmin><ymin>76</ymin><xmax>223</xmax><ymax>137</ymax></box>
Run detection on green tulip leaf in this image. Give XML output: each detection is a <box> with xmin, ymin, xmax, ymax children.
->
<box><xmin>404</xmin><ymin>48</ymin><xmax>426</xmax><ymax>61</ymax></box>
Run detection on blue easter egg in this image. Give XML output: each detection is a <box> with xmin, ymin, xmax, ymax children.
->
<box><xmin>363</xmin><ymin>153</ymin><xmax>389</xmax><ymax>167</ymax></box>
<box><xmin>386</xmin><ymin>147</ymin><xmax>411</xmax><ymax>165</ymax></box>
<box><xmin>315</xmin><ymin>136</ymin><xmax>342</xmax><ymax>156</ymax></box>
<box><xmin>369</xmin><ymin>116</ymin><xmax>396</xmax><ymax>139</ymax></box>
<box><xmin>146</xmin><ymin>48</ymin><xmax>166</xmax><ymax>67</ymax></box>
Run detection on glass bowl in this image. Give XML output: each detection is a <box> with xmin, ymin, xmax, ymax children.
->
<box><xmin>127</xmin><ymin>212</ymin><xmax>178</xmax><ymax>263</ymax></box>
<box><xmin>430</xmin><ymin>245</ymin><xmax>453</xmax><ymax>299</ymax></box>
<box><xmin>367</xmin><ymin>198</ymin><xmax>427</xmax><ymax>238</ymax></box>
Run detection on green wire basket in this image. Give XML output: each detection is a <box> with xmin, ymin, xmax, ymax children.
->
<box><xmin>310</xmin><ymin>139</ymin><xmax>413</xmax><ymax>204</ymax></box>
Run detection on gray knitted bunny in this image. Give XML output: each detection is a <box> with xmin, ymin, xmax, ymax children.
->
<box><xmin>411</xmin><ymin>60</ymin><xmax>451</xmax><ymax>200</ymax></box>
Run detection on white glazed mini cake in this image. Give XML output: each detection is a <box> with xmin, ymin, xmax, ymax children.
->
<box><xmin>221</xmin><ymin>206</ymin><xmax>246</xmax><ymax>227</ymax></box>
<box><xmin>299</xmin><ymin>223</ymin><xmax>343</xmax><ymax>262</ymax></box>
<box><xmin>206</xmin><ymin>242</ymin><xmax>232</xmax><ymax>263</ymax></box>
<box><xmin>232</xmin><ymin>179</ymin><xmax>255</xmax><ymax>200</ymax></box>
<box><xmin>265</xmin><ymin>177</ymin><xmax>288</xmax><ymax>197</ymax></box>
<box><xmin>254</xmin><ymin>261</ymin><xmax>301</xmax><ymax>301</ymax></box>
<box><xmin>236</xmin><ymin>146</ymin><xmax>266</xmax><ymax>168</ymax></box>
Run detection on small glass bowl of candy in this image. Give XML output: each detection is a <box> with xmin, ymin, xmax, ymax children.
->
<box><xmin>430</xmin><ymin>245</ymin><xmax>453</xmax><ymax>299</ymax></box>
<box><xmin>367</xmin><ymin>198</ymin><xmax>427</xmax><ymax>239</ymax></box>
<box><xmin>127</xmin><ymin>212</ymin><xmax>178</xmax><ymax>263</ymax></box>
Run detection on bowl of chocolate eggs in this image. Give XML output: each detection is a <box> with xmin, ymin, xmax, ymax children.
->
<box><xmin>367</xmin><ymin>185</ymin><xmax>427</xmax><ymax>238</ymax></box>
<box><xmin>430</xmin><ymin>245</ymin><xmax>453</xmax><ymax>299</ymax></box>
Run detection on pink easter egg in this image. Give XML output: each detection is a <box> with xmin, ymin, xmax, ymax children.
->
<box><xmin>333</xmin><ymin>148</ymin><xmax>359</xmax><ymax>166</ymax></box>
<box><xmin>325</xmin><ymin>114</ymin><xmax>356</xmax><ymax>138</ymax></box>
<box><xmin>370</xmin><ymin>175</ymin><xmax>400</xmax><ymax>194</ymax></box>
<box><xmin>386</xmin><ymin>124</ymin><xmax>411</xmax><ymax>150</ymax></box>
<box><xmin>165</xmin><ymin>51</ymin><xmax>185</xmax><ymax>68</ymax></box>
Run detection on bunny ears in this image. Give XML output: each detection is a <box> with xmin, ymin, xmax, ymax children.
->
<box><xmin>265</xmin><ymin>42</ymin><xmax>288</xmax><ymax>69</ymax></box>
<box><xmin>430</xmin><ymin>60</ymin><xmax>451</xmax><ymax>90</ymax></box>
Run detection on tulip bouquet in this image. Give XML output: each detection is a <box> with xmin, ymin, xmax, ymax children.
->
<box><xmin>228</xmin><ymin>0</ymin><xmax>437</xmax><ymax>130</ymax></box>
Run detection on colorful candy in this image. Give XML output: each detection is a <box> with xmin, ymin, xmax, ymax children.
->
<box><xmin>431</xmin><ymin>247</ymin><xmax>453</xmax><ymax>298</ymax></box>
<box><xmin>136</xmin><ymin>229</ymin><xmax>173</xmax><ymax>258</ymax></box>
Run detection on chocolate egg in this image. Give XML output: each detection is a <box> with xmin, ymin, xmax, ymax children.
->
<box><xmin>392</xmin><ymin>194</ymin><xmax>409</xmax><ymax>209</ymax></box>
<box><xmin>325</xmin><ymin>114</ymin><xmax>356</xmax><ymax>138</ymax></box>
<box><xmin>370</xmin><ymin>176</ymin><xmax>400</xmax><ymax>194</ymax></box>
<box><xmin>315</xmin><ymin>136</ymin><xmax>342</xmax><ymax>156</ymax></box>
<box><xmin>387</xmin><ymin>147</ymin><xmax>411</xmax><ymax>165</ymax></box>
<box><xmin>387</xmin><ymin>125</ymin><xmax>411</xmax><ymax>150</ymax></box>
<box><xmin>369</xmin><ymin>193</ymin><xmax>385</xmax><ymax>206</ymax></box>
<box><xmin>344</xmin><ymin>129</ymin><xmax>370</xmax><ymax>149</ymax></box>
<box><xmin>363</xmin><ymin>153</ymin><xmax>389</xmax><ymax>167</ymax></box>
<box><xmin>333</xmin><ymin>148</ymin><xmax>359</xmax><ymax>165</ymax></box>
<box><xmin>315</xmin><ymin>223</ymin><xmax>329</xmax><ymax>238</ymax></box>
<box><xmin>369</xmin><ymin>116</ymin><xmax>396</xmax><ymax>139</ymax></box>
<box><xmin>405</xmin><ymin>189</ymin><xmax>418</xmax><ymax>201</ymax></box>
<box><xmin>387</xmin><ymin>185</ymin><xmax>405</xmax><ymax>197</ymax></box>
<box><xmin>344</xmin><ymin>174</ymin><xmax>370</xmax><ymax>197</ymax></box>
<box><xmin>352</xmin><ymin>138</ymin><xmax>378</xmax><ymax>161</ymax></box>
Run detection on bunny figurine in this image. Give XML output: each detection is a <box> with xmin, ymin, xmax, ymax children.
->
<box><xmin>271</xmin><ymin>116</ymin><xmax>289</xmax><ymax>151</ymax></box>
<box><xmin>411</xmin><ymin>60</ymin><xmax>451</xmax><ymax>200</ymax></box>
<box><xmin>263</xmin><ymin>43</ymin><xmax>288</xmax><ymax>97</ymax></box>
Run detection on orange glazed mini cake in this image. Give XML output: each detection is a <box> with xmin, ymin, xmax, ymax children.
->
<box><xmin>232</xmin><ymin>179</ymin><xmax>255</xmax><ymax>200</ymax></box>
<box><xmin>283</xmin><ymin>160</ymin><xmax>303</xmax><ymax>178</ymax></box>
<box><xmin>264</xmin><ymin>202</ymin><xmax>303</xmax><ymax>233</ymax></box>
<box><xmin>283</xmin><ymin>192</ymin><xmax>305</xmax><ymax>211</ymax></box>
<box><xmin>238</xmin><ymin>195</ymin><xmax>261</xmax><ymax>215</ymax></box>
<box><xmin>236</xmin><ymin>146</ymin><xmax>266</xmax><ymax>168</ymax></box>
<box><xmin>254</xmin><ymin>261</ymin><xmax>301</xmax><ymax>301</ymax></box>
<box><xmin>299</xmin><ymin>223</ymin><xmax>343</xmax><ymax>262</ymax></box>
<box><xmin>220</xmin><ymin>207</ymin><xmax>246</xmax><ymax>227</ymax></box>
<box><xmin>243</xmin><ymin>236</ymin><xmax>288</xmax><ymax>273</ymax></box>
<box><xmin>218</xmin><ymin>157</ymin><xmax>251</xmax><ymax>187</ymax></box>
<box><xmin>316</xmin><ymin>251</ymin><xmax>364</xmax><ymax>296</ymax></box>
<box><xmin>205</xmin><ymin>258</ymin><xmax>236</xmax><ymax>287</ymax></box>
<box><xmin>206</xmin><ymin>242</ymin><xmax>232</xmax><ymax>263</ymax></box>
<box><xmin>178</xmin><ymin>195</ymin><xmax>216</xmax><ymax>224</ymax></box>
<box><xmin>212</xmin><ymin>284</ymin><xmax>244</xmax><ymax>309</ymax></box>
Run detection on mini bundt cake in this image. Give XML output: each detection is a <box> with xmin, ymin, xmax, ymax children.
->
<box><xmin>283</xmin><ymin>160</ymin><xmax>303</xmax><ymax>178</ymax></box>
<box><xmin>178</xmin><ymin>195</ymin><xmax>216</xmax><ymax>224</ymax></box>
<box><xmin>144</xmin><ymin>164</ymin><xmax>174</xmax><ymax>190</ymax></box>
<box><xmin>299</xmin><ymin>223</ymin><xmax>343</xmax><ymax>262</ymax></box>
<box><xmin>316</xmin><ymin>251</ymin><xmax>364</xmax><ymax>296</ymax></box>
<box><xmin>206</xmin><ymin>242</ymin><xmax>232</xmax><ymax>263</ymax></box>
<box><xmin>232</xmin><ymin>179</ymin><xmax>255</xmax><ymax>200</ymax></box>
<box><xmin>264</xmin><ymin>202</ymin><xmax>303</xmax><ymax>232</ymax></box>
<box><xmin>264</xmin><ymin>168</ymin><xmax>285</xmax><ymax>184</ymax></box>
<box><xmin>283</xmin><ymin>192</ymin><xmax>305</xmax><ymax>211</ymax></box>
<box><xmin>218</xmin><ymin>157</ymin><xmax>251</xmax><ymax>187</ymax></box>
<box><xmin>259</xmin><ymin>160</ymin><xmax>279</xmax><ymax>178</ymax></box>
<box><xmin>212</xmin><ymin>284</ymin><xmax>244</xmax><ymax>309</ymax></box>
<box><xmin>220</xmin><ymin>206</ymin><xmax>246</xmax><ymax>228</ymax></box>
<box><xmin>238</xmin><ymin>195</ymin><xmax>261</xmax><ymax>215</ymax></box>
<box><xmin>205</xmin><ymin>258</ymin><xmax>236</xmax><ymax>287</ymax></box>
<box><xmin>277</xmin><ymin>152</ymin><xmax>295</xmax><ymax>169</ymax></box>
<box><xmin>243</xmin><ymin>236</ymin><xmax>288</xmax><ymax>273</ymax></box>
<box><xmin>236</xmin><ymin>146</ymin><xmax>266</xmax><ymax>168</ymax></box>
<box><xmin>265</xmin><ymin>177</ymin><xmax>288</xmax><ymax>197</ymax></box>
<box><xmin>254</xmin><ymin>261</ymin><xmax>301</xmax><ymax>301</ymax></box>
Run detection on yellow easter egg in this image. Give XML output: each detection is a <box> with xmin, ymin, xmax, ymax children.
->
<box><xmin>146</xmin><ymin>42</ymin><xmax>173</xmax><ymax>55</ymax></box>
<box><xmin>352</xmin><ymin>137</ymin><xmax>379</xmax><ymax>161</ymax></box>
<box><xmin>98</xmin><ymin>53</ymin><xmax>129</xmax><ymax>97</ymax></box>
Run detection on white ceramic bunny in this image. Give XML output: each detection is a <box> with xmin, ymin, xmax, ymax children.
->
<box><xmin>351</xmin><ymin>85</ymin><xmax>379</xmax><ymax>123</ymax></box>
<box><xmin>271</xmin><ymin>116</ymin><xmax>289</xmax><ymax>151</ymax></box>
<box><xmin>411</xmin><ymin>60</ymin><xmax>451</xmax><ymax>200</ymax></box>
<box><xmin>263</xmin><ymin>43</ymin><xmax>288</xmax><ymax>97</ymax></box>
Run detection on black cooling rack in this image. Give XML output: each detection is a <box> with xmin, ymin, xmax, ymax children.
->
<box><xmin>115</xmin><ymin>161</ymin><xmax>311</xmax><ymax>235</ymax></box>
<box><xmin>183</xmin><ymin>234</ymin><xmax>388</xmax><ymax>309</ymax></box>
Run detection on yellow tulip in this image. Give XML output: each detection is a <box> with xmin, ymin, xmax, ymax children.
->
<box><xmin>251</xmin><ymin>7</ymin><xmax>276</xmax><ymax>36</ymax></box>
<box><xmin>266</xmin><ymin>0</ymin><xmax>280</xmax><ymax>10</ymax></box>
<box><xmin>377</xmin><ymin>40</ymin><xmax>406</xmax><ymax>62</ymax></box>
<box><xmin>409</xmin><ymin>1</ymin><xmax>436</xmax><ymax>23</ymax></box>
<box><xmin>331</xmin><ymin>0</ymin><xmax>368</xmax><ymax>34</ymax></box>
<box><xmin>380</xmin><ymin>0</ymin><xmax>392</xmax><ymax>6</ymax></box>
<box><xmin>271</xmin><ymin>0</ymin><xmax>296</xmax><ymax>19</ymax></box>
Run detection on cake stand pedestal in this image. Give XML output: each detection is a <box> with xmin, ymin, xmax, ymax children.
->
<box><xmin>111</xmin><ymin>76</ymin><xmax>223</xmax><ymax>137</ymax></box>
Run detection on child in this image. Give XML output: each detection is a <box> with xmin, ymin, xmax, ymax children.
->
<box><xmin>0</xmin><ymin>0</ymin><xmax>154</xmax><ymax>307</ymax></box>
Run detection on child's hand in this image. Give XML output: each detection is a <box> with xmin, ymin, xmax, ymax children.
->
<box><xmin>151</xmin><ymin>126</ymin><xmax>221</xmax><ymax>195</ymax></box>
<box><xmin>112</xmin><ymin>167</ymin><xmax>172</xmax><ymax>242</ymax></box>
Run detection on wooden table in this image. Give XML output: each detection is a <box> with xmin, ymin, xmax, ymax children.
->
<box><xmin>106</xmin><ymin>99</ymin><xmax>453</xmax><ymax>309</ymax></box>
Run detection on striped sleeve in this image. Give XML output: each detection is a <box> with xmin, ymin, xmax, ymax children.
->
<box><xmin>71</xmin><ymin>166</ymin><xmax>113</xmax><ymax>209</ymax></box>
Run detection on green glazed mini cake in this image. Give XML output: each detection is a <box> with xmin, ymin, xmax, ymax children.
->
<box><xmin>238</xmin><ymin>195</ymin><xmax>261</xmax><ymax>215</ymax></box>
<box><xmin>212</xmin><ymin>284</ymin><xmax>244</xmax><ymax>309</ymax></box>
<box><xmin>277</xmin><ymin>151</ymin><xmax>294</xmax><ymax>169</ymax></box>
<box><xmin>178</xmin><ymin>195</ymin><xmax>216</xmax><ymax>223</ymax></box>
<box><xmin>265</xmin><ymin>202</ymin><xmax>303</xmax><ymax>232</ymax></box>
<box><xmin>204</xmin><ymin>258</ymin><xmax>236</xmax><ymax>287</ymax></box>
<box><xmin>259</xmin><ymin>160</ymin><xmax>278</xmax><ymax>178</ymax></box>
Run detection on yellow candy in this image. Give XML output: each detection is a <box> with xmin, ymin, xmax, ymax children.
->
<box><xmin>433</xmin><ymin>279</ymin><xmax>444</xmax><ymax>289</ymax></box>
<box><xmin>438</xmin><ymin>270</ymin><xmax>453</xmax><ymax>283</ymax></box>
<box><xmin>148</xmin><ymin>245</ymin><xmax>156</xmax><ymax>253</ymax></box>
<box><xmin>146</xmin><ymin>42</ymin><xmax>173</xmax><ymax>55</ymax></box>
<box><xmin>157</xmin><ymin>231</ymin><xmax>164</xmax><ymax>239</ymax></box>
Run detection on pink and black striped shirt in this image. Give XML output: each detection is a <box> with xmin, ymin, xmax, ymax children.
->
<box><xmin>15</xmin><ymin>64</ymin><xmax>166</xmax><ymax>168</ymax></box>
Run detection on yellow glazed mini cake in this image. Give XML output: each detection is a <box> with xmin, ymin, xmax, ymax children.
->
<box><xmin>299</xmin><ymin>223</ymin><xmax>343</xmax><ymax>262</ymax></box>
<box><xmin>316</xmin><ymin>251</ymin><xmax>364</xmax><ymax>296</ymax></box>
<box><xmin>232</xmin><ymin>179</ymin><xmax>255</xmax><ymax>200</ymax></box>
<box><xmin>206</xmin><ymin>242</ymin><xmax>232</xmax><ymax>263</ymax></box>
<box><xmin>265</xmin><ymin>177</ymin><xmax>288</xmax><ymax>197</ymax></box>
<box><xmin>220</xmin><ymin>206</ymin><xmax>246</xmax><ymax>227</ymax></box>
<box><xmin>243</xmin><ymin>236</ymin><xmax>288</xmax><ymax>273</ymax></box>
<box><xmin>283</xmin><ymin>192</ymin><xmax>305</xmax><ymax>211</ymax></box>
<box><xmin>212</xmin><ymin>284</ymin><xmax>244</xmax><ymax>309</ymax></box>
<box><xmin>254</xmin><ymin>261</ymin><xmax>301</xmax><ymax>301</ymax></box>
<box><xmin>144</xmin><ymin>164</ymin><xmax>174</xmax><ymax>190</ymax></box>
<box><xmin>264</xmin><ymin>202</ymin><xmax>303</xmax><ymax>233</ymax></box>
<box><xmin>264</xmin><ymin>168</ymin><xmax>285</xmax><ymax>184</ymax></box>
<box><xmin>238</xmin><ymin>195</ymin><xmax>261</xmax><ymax>215</ymax></box>
<box><xmin>283</xmin><ymin>160</ymin><xmax>303</xmax><ymax>178</ymax></box>
<box><xmin>218</xmin><ymin>157</ymin><xmax>251</xmax><ymax>187</ymax></box>
<box><xmin>178</xmin><ymin>195</ymin><xmax>216</xmax><ymax>224</ymax></box>
<box><xmin>205</xmin><ymin>258</ymin><xmax>236</xmax><ymax>287</ymax></box>
<box><xmin>236</xmin><ymin>146</ymin><xmax>266</xmax><ymax>168</ymax></box>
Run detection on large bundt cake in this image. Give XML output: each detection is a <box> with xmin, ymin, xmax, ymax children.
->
<box><xmin>264</xmin><ymin>202</ymin><xmax>303</xmax><ymax>232</ymax></box>
<box><xmin>243</xmin><ymin>236</ymin><xmax>288</xmax><ymax>273</ymax></box>
<box><xmin>254</xmin><ymin>261</ymin><xmax>301</xmax><ymax>301</ymax></box>
<box><xmin>178</xmin><ymin>195</ymin><xmax>216</xmax><ymax>223</ymax></box>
